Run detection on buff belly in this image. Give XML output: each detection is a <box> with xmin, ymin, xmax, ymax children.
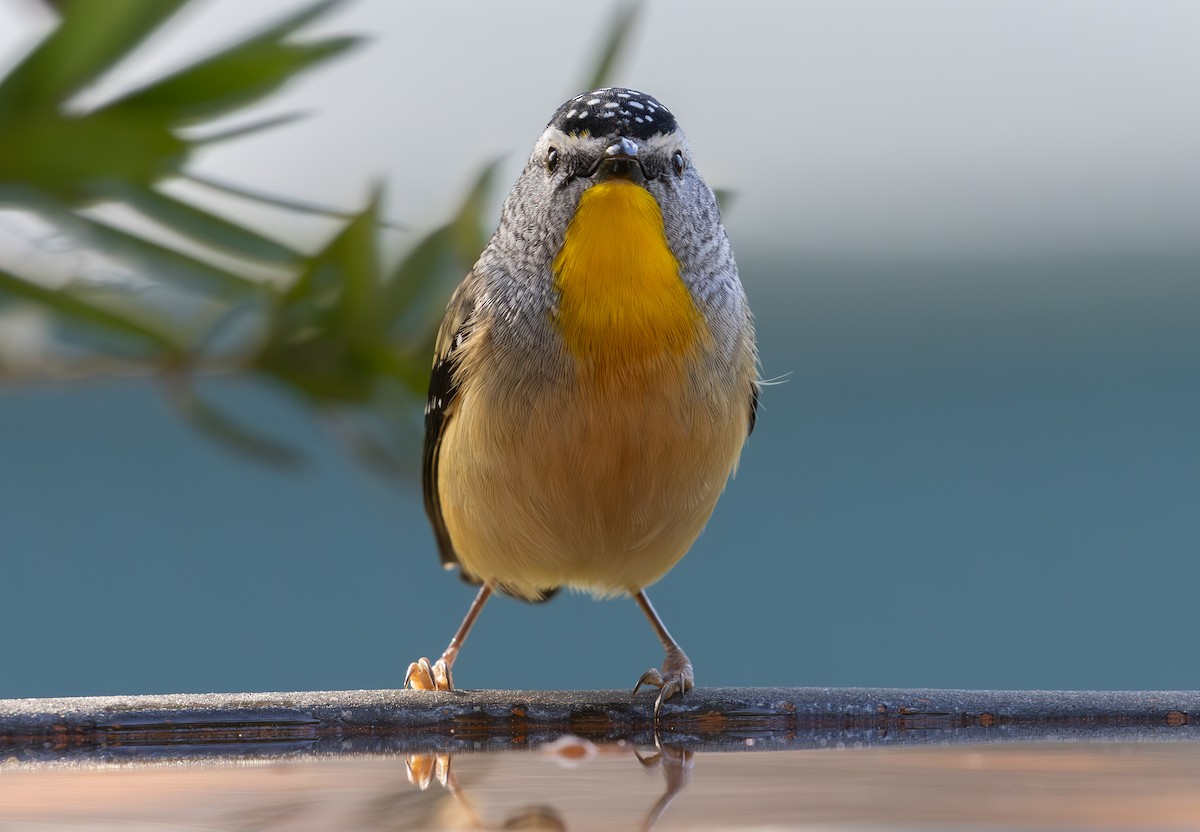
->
<box><xmin>438</xmin><ymin>177</ymin><xmax>748</xmax><ymax>598</ymax></box>
<box><xmin>436</xmin><ymin>365</ymin><xmax>747</xmax><ymax>599</ymax></box>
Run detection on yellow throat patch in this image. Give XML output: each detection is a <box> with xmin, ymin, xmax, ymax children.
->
<box><xmin>552</xmin><ymin>180</ymin><xmax>703</xmax><ymax>370</ymax></box>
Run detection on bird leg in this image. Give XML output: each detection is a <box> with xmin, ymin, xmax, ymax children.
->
<box><xmin>635</xmin><ymin>737</ymin><xmax>695</xmax><ymax>831</ymax></box>
<box><xmin>404</xmin><ymin>583</ymin><xmax>493</xmax><ymax>691</ymax></box>
<box><xmin>631</xmin><ymin>589</ymin><xmax>694</xmax><ymax>717</ymax></box>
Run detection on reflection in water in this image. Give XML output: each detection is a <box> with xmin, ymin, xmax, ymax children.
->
<box><xmin>3</xmin><ymin>740</ymin><xmax>1200</xmax><ymax>829</ymax></box>
<box><xmin>401</xmin><ymin>736</ymin><xmax>693</xmax><ymax>831</ymax></box>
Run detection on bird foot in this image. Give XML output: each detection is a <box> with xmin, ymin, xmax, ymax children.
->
<box><xmin>632</xmin><ymin>647</ymin><xmax>693</xmax><ymax>717</ymax></box>
<box><xmin>404</xmin><ymin>656</ymin><xmax>453</xmax><ymax>691</ymax></box>
<box><xmin>405</xmin><ymin>752</ymin><xmax>452</xmax><ymax>790</ymax></box>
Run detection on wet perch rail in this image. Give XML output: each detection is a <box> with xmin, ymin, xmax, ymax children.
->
<box><xmin>2</xmin><ymin>687</ymin><xmax>1197</xmax><ymax>762</ymax></box>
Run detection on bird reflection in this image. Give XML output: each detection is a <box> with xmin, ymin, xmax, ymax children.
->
<box><xmin>630</xmin><ymin>742</ymin><xmax>694</xmax><ymax>831</ymax></box>
<box><xmin>398</xmin><ymin>737</ymin><xmax>693</xmax><ymax>831</ymax></box>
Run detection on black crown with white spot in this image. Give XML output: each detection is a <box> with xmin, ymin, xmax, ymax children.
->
<box><xmin>548</xmin><ymin>88</ymin><xmax>678</xmax><ymax>139</ymax></box>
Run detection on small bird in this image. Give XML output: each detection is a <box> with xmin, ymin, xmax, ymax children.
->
<box><xmin>405</xmin><ymin>88</ymin><xmax>758</xmax><ymax>715</ymax></box>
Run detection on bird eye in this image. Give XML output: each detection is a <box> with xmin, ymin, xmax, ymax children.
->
<box><xmin>546</xmin><ymin>147</ymin><xmax>559</xmax><ymax>173</ymax></box>
<box><xmin>672</xmin><ymin>149</ymin><xmax>685</xmax><ymax>176</ymax></box>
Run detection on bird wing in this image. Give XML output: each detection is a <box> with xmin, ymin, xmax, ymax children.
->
<box><xmin>748</xmin><ymin>383</ymin><xmax>760</xmax><ymax>437</ymax></box>
<box><xmin>421</xmin><ymin>272</ymin><xmax>561</xmax><ymax>604</ymax></box>
<box><xmin>423</xmin><ymin>271</ymin><xmax>479</xmax><ymax>573</ymax></box>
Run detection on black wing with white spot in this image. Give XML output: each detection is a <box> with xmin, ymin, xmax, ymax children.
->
<box><xmin>423</xmin><ymin>273</ymin><xmax>479</xmax><ymax>573</ymax></box>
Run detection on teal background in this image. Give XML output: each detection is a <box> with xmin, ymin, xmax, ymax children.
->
<box><xmin>4</xmin><ymin>250</ymin><xmax>1198</xmax><ymax>698</ymax></box>
<box><xmin>2</xmin><ymin>0</ymin><xmax>1199</xmax><ymax>697</ymax></box>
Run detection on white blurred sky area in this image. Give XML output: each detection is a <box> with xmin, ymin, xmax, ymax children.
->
<box><xmin>1</xmin><ymin>0</ymin><xmax>1197</xmax><ymax>269</ymax></box>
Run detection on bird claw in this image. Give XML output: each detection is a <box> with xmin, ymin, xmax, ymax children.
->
<box><xmin>404</xmin><ymin>656</ymin><xmax>453</xmax><ymax>691</ymax></box>
<box><xmin>634</xmin><ymin>741</ymin><xmax>694</xmax><ymax>772</ymax></box>
<box><xmin>632</xmin><ymin>648</ymin><xmax>694</xmax><ymax>717</ymax></box>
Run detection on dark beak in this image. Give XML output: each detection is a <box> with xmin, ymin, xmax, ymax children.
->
<box><xmin>595</xmin><ymin>137</ymin><xmax>646</xmax><ymax>182</ymax></box>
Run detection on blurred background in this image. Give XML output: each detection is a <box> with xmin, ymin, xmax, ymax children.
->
<box><xmin>1</xmin><ymin>0</ymin><xmax>1197</xmax><ymax>699</ymax></box>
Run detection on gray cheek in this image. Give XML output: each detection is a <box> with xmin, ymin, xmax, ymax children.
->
<box><xmin>475</xmin><ymin>173</ymin><xmax>586</xmax><ymax>328</ymax></box>
<box><xmin>655</xmin><ymin>176</ymin><xmax>746</xmax><ymax>349</ymax></box>
<box><xmin>658</xmin><ymin>181</ymin><xmax>724</xmax><ymax>266</ymax></box>
<box><xmin>499</xmin><ymin>177</ymin><xmax>562</xmax><ymax>259</ymax></box>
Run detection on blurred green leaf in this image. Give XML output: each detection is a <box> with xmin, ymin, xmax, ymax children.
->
<box><xmin>0</xmin><ymin>0</ymin><xmax>188</xmax><ymax>116</ymax></box>
<box><xmin>104</xmin><ymin>182</ymin><xmax>303</xmax><ymax>267</ymax></box>
<box><xmin>381</xmin><ymin>226</ymin><xmax>455</xmax><ymax>329</ymax></box>
<box><xmin>280</xmin><ymin>186</ymin><xmax>381</xmax><ymax>335</ymax></box>
<box><xmin>0</xmin><ymin>0</ymin><xmax>387</xmax><ymax>468</ymax></box>
<box><xmin>0</xmin><ymin>111</ymin><xmax>186</xmax><ymax>200</ymax></box>
<box><xmin>0</xmin><ymin>0</ymin><xmax>358</xmax><ymax>269</ymax></box>
<box><xmin>103</xmin><ymin>0</ymin><xmax>359</xmax><ymax>124</ymax></box>
<box><xmin>580</xmin><ymin>1</ymin><xmax>641</xmax><ymax>92</ymax></box>
<box><xmin>182</xmin><ymin>171</ymin><xmax>406</xmax><ymax>229</ymax></box>
<box><xmin>447</xmin><ymin>159</ymin><xmax>500</xmax><ymax>260</ymax></box>
<box><xmin>257</xmin><ymin>190</ymin><xmax>406</xmax><ymax>402</ymax></box>
<box><xmin>0</xmin><ymin>269</ymin><xmax>182</xmax><ymax>355</ymax></box>
<box><xmin>68</xmin><ymin>211</ymin><xmax>264</xmax><ymax>295</ymax></box>
<box><xmin>0</xmin><ymin>0</ymin><xmax>650</xmax><ymax>478</ymax></box>
<box><xmin>106</xmin><ymin>37</ymin><xmax>359</xmax><ymax>125</ymax></box>
<box><xmin>0</xmin><ymin>187</ymin><xmax>264</xmax><ymax>296</ymax></box>
<box><xmin>380</xmin><ymin>159</ymin><xmax>502</xmax><ymax>345</ymax></box>
<box><xmin>192</xmin><ymin>111</ymin><xmax>310</xmax><ymax>146</ymax></box>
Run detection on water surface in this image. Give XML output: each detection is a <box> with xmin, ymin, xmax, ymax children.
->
<box><xmin>5</xmin><ymin>739</ymin><xmax>1199</xmax><ymax>830</ymax></box>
